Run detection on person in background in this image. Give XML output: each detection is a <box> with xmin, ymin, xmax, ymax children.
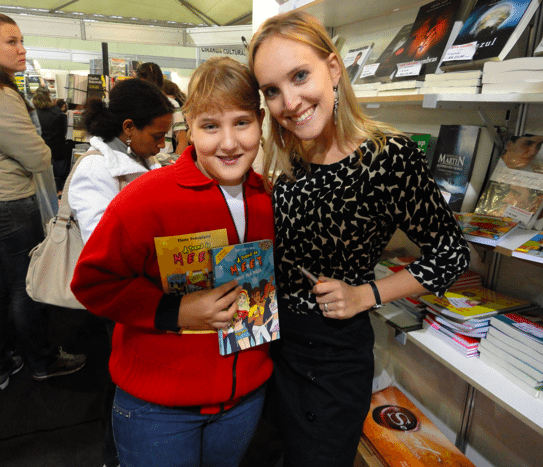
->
<box><xmin>163</xmin><ymin>78</ymin><xmax>189</xmax><ymax>154</ymax></box>
<box><xmin>68</xmin><ymin>78</ymin><xmax>173</xmax><ymax>467</ymax></box>
<box><xmin>33</xmin><ymin>85</ymin><xmax>70</xmax><ymax>193</ymax></box>
<box><xmin>0</xmin><ymin>13</ymin><xmax>86</xmax><ymax>390</ymax></box>
<box><xmin>55</xmin><ymin>98</ymin><xmax>67</xmax><ymax>113</ymax></box>
<box><xmin>71</xmin><ymin>56</ymin><xmax>272</xmax><ymax>467</ymax></box>
<box><xmin>498</xmin><ymin>134</ymin><xmax>543</xmax><ymax>172</ymax></box>
<box><xmin>248</xmin><ymin>11</ymin><xmax>470</xmax><ymax>467</ymax></box>
<box><xmin>136</xmin><ymin>62</ymin><xmax>185</xmax><ymax>157</ymax></box>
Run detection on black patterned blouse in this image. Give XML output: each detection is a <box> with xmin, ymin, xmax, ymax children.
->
<box><xmin>273</xmin><ymin>135</ymin><xmax>470</xmax><ymax>315</ymax></box>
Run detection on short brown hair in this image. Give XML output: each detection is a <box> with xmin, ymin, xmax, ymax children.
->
<box><xmin>183</xmin><ymin>57</ymin><xmax>260</xmax><ymax>123</ymax></box>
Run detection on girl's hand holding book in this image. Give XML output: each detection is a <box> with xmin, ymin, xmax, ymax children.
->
<box><xmin>177</xmin><ymin>280</ymin><xmax>241</xmax><ymax>330</ymax></box>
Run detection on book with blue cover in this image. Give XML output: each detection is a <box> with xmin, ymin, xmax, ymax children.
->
<box><xmin>211</xmin><ymin>240</ymin><xmax>279</xmax><ymax>356</ymax></box>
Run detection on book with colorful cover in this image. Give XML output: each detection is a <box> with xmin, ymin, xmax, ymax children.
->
<box><xmin>154</xmin><ymin>229</ymin><xmax>229</xmax><ymax>296</ymax></box>
<box><xmin>362</xmin><ymin>386</ymin><xmax>476</xmax><ymax>466</ymax></box>
<box><xmin>371</xmin><ymin>23</ymin><xmax>414</xmax><ymax>82</ymax></box>
<box><xmin>490</xmin><ymin>310</ymin><xmax>543</xmax><ymax>355</ymax></box>
<box><xmin>419</xmin><ymin>286</ymin><xmax>531</xmax><ymax>321</ymax></box>
<box><xmin>423</xmin><ymin>314</ymin><xmax>481</xmax><ymax>356</ymax></box>
<box><xmin>454</xmin><ymin>213</ymin><xmax>520</xmax><ymax>246</ymax></box>
<box><xmin>432</xmin><ymin>313</ymin><xmax>490</xmax><ymax>337</ymax></box>
<box><xmin>375</xmin><ymin>0</ymin><xmax>460</xmax><ymax>80</ymax></box>
<box><xmin>210</xmin><ymin>240</ymin><xmax>279</xmax><ymax>356</ymax></box>
<box><xmin>512</xmin><ymin>231</ymin><xmax>543</xmax><ymax>263</ymax></box>
<box><xmin>440</xmin><ymin>0</ymin><xmax>542</xmax><ymax>71</ymax></box>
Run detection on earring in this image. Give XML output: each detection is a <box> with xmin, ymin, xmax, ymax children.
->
<box><xmin>279</xmin><ymin>126</ymin><xmax>285</xmax><ymax>148</ymax></box>
<box><xmin>126</xmin><ymin>138</ymin><xmax>132</xmax><ymax>155</ymax></box>
<box><xmin>333</xmin><ymin>85</ymin><xmax>339</xmax><ymax>126</ymax></box>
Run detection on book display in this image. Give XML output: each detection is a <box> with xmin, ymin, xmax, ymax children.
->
<box><xmin>372</xmin><ymin>0</ymin><xmax>459</xmax><ymax>81</ymax></box>
<box><xmin>440</xmin><ymin>0</ymin><xmax>543</xmax><ymax>71</ymax></box>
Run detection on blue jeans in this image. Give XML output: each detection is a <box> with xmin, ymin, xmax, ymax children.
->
<box><xmin>112</xmin><ymin>384</ymin><xmax>266</xmax><ymax>467</ymax></box>
<box><xmin>0</xmin><ymin>196</ymin><xmax>55</xmax><ymax>374</ymax></box>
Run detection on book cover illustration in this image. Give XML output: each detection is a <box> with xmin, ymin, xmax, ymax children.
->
<box><xmin>343</xmin><ymin>44</ymin><xmax>373</xmax><ymax>84</ymax></box>
<box><xmin>454</xmin><ymin>213</ymin><xmax>520</xmax><ymax>246</ymax></box>
<box><xmin>375</xmin><ymin>0</ymin><xmax>459</xmax><ymax>80</ymax></box>
<box><xmin>362</xmin><ymin>386</ymin><xmax>476</xmax><ymax>467</ymax></box>
<box><xmin>371</xmin><ymin>23</ymin><xmax>414</xmax><ymax>81</ymax></box>
<box><xmin>211</xmin><ymin>240</ymin><xmax>279</xmax><ymax>356</ymax></box>
<box><xmin>86</xmin><ymin>74</ymin><xmax>106</xmax><ymax>101</ymax></box>
<box><xmin>513</xmin><ymin>231</ymin><xmax>543</xmax><ymax>263</ymax></box>
<box><xmin>474</xmin><ymin>134</ymin><xmax>543</xmax><ymax>228</ymax></box>
<box><xmin>430</xmin><ymin>125</ymin><xmax>481</xmax><ymax>212</ymax></box>
<box><xmin>441</xmin><ymin>0</ymin><xmax>542</xmax><ymax>69</ymax></box>
<box><xmin>154</xmin><ymin>229</ymin><xmax>229</xmax><ymax>296</ymax></box>
<box><xmin>419</xmin><ymin>285</ymin><xmax>531</xmax><ymax>321</ymax></box>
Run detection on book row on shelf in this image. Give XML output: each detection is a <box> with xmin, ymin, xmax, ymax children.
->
<box><xmin>334</xmin><ymin>0</ymin><xmax>543</xmax><ymax>98</ymax></box>
<box><xmin>374</xmin><ymin>254</ymin><xmax>543</xmax><ymax>398</ymax></box>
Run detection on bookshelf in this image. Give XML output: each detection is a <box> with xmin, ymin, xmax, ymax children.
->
<box><xmin>274</xmin><ymin>1</ymin><xmax>543</xmax><ymax>465</ymax></box>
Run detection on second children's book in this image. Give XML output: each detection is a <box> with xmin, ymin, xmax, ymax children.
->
<box><xmin>211</xmin><ymin>240</ymin><xmax>279</xmax><ymax>356</ymax></box>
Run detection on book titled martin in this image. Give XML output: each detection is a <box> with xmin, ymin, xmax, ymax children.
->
<box><xmin>211</xmin><ymin>240</ymin><xmax>279</xmax><ymax>356</ymax></box>
<box><xmin>419</xmin><ymin>286</ymin><xmax>531</xmax><ymax>322</ymax></box>
<box><xmin>440</xmin><ymin>0</ymin><xmax>542</xmax><ymax>71</ymax></box>
<box><xmin>431</xmin><ymin>125</ymin><xmax>487</xmax><ymax>212</ymax></box>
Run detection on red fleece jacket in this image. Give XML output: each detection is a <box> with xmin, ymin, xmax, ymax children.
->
<box><xmin>71</xmin><ymin>147</ymin><xmax>274</xmax><ymax>411</ymax></box>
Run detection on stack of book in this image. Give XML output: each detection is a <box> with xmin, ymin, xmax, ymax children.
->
<box><xmin>420</xmin><ymin>70</ymin><xmax>482</xmax><ymax>95</ymax></box>
<box><xmin>352</xmin><ymin>81</ymin><xmax>380</xmax><ymax>98</ymax></box>
<box><xmin>376</xmin><ymin>80</ymin><xmax>424</xmax><ymax>96</ymax></box>
<box><xmin>481</xmin><ymin>57</ymin><xmax>543</xmax><ymax>94</ymax></box>
<box><xmin>419</xmin><ymin>286</ymin><xmax>531</xmax><ymax>357</ymax></box>
<box><xmin>479</xmin><ymin>307</ymin><xmax>543</xmax><ymax>397</ymax></box>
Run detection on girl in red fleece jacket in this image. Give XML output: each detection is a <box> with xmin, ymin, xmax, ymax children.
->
<box><xmin>71</xmin><ymin>57</ymin><xmax>272</xmax><ymax>467</ymax></box>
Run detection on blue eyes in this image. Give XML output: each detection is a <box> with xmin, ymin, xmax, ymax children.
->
<box><xmin>263</xmin><ymin>70</ymin><xmax>309</xmax><ymax>99</ymax></box>
<box><xmin>294</xmin><ymin>70</ymin><xmax>308</xmax><ymax>82</ymax></box>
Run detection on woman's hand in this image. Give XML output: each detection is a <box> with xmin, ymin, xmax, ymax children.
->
<box><xmin>313</xmin><ymin>278</ymin><xmax>373</xmax><ymax>320</ymax></box>
<box><xmin>177</xmin><ymin>280</ymin><xmax>241</xmax><ymax>330</ymax></box>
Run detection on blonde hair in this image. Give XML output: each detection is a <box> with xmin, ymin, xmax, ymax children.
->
<box><xmin>248</xmin><ymin>10</ymin><xmax>400</xmax><ymax>185</ymax></box>
<box><xmin>183</xmin><ymin>57</ymin><xmax>261</xmax><ymax>129</ymax></box>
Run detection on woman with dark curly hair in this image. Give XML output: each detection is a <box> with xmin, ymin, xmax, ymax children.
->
<box><xmin>68</xmin><ymin>78</ymin><xmax>173</xmax><ymax>243</ymax></box>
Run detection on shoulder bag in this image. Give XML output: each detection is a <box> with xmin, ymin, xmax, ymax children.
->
<box><xmin>26</xmin><ymin>150</ymin><xmax>127</xmax><ymax>309</ymax></box>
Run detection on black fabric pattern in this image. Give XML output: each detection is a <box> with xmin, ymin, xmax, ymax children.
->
<box><xmin>273</xmin><ymin>135</ymin><xmax>470</xmax><ymax>315</ymax></box>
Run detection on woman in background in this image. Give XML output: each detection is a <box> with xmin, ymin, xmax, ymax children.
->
<box><xmin>249</xmin><ymin>11</ymin><xmax>470</xmax><ymax>467</ymax></box>
<box><xmin>33</xmin><ymin>85</ymin><xmax>69</xmax><ymax>193</ymax></box>
<box><xmin>0</xmin><ymin>13</ymin><xmax>85</xmax><ymax>390</ymax></box>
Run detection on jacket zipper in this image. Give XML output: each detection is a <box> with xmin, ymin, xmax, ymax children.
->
<box><xmin>217</xmin><ymin>184</ymin><xmax>248</xmax><ymax>400</ymax></box>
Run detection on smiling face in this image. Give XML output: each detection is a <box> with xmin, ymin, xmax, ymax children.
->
<box><xmin>253</xmin><ymin>36</ymin><xmax>340</xmax><ymax>145</ymax></box>
<box><xmin>189</xmin><ymin>106</ymin><xmax>264</xmax><ymax>186</ymax></box>
<box><xmin>0</xmin><ymin>23</ymin><xmax>26</xmax><ymax>76</ymax></box>
<box><xmin>123</xmin><ymin>113</ymin><xmax>173</xmax><ymax>159</ymax></box>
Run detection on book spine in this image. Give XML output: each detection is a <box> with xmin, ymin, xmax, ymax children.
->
<box><xmin>491</xmin><ymin>317</ymin><xmax>543</xmax><ymax>356</ymax></box>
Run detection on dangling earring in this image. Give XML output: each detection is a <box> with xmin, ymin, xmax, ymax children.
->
<box><xmin>333</xmin><ymin>85</ymin><xmax>339</xmax><ymax>126</ymax></box>
<box><xmin>126</xmin><ymin>138</ymin><xmax>132</xmax><ymax>155</ymax></box>
<box><xmin>279</xmin><ymin>126</ymin><xmax>285</xmax><ymax>148</ymax></box>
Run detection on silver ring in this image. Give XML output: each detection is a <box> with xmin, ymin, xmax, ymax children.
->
<box><xmin>324</xmin><ymin>303</ymin><xmax>329</xmax><ymax>312</ymax></box>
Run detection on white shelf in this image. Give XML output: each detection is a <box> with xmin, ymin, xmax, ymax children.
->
<box><xmin>407</xmin><ymin>328</ymin><xmax>543</xmax><ymax>437</ymax></box>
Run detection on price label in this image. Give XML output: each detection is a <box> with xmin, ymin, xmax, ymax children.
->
<box><xmin>442</xmin><ymin>42</ymin><xmax>477</xmax><ymax>62</ymax></box>
<box><xmin>395</xmin><ymin>61</ymin><xmax>422</xmax><ymax>78</ymax></box>
<box><xmin>360</xmin><ymin>63</ymin><xmax>379</xmax><ymax>79</ymax></box>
